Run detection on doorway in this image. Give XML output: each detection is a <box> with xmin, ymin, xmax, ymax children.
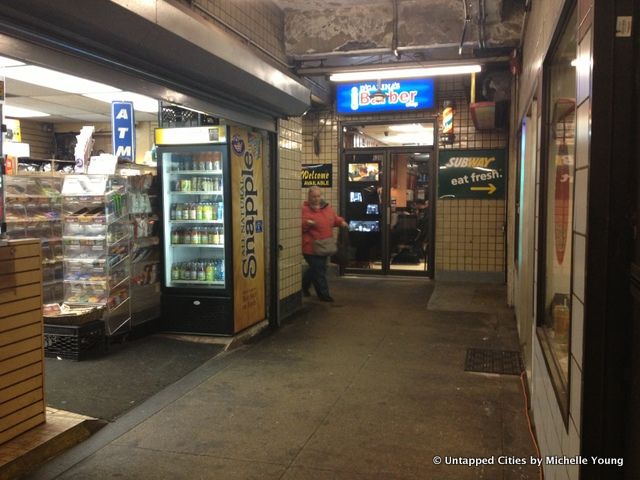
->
<box><xmin>341</xmin><ymin>149</ymin><xmax>434</xmax><ymax>276</ymax></box>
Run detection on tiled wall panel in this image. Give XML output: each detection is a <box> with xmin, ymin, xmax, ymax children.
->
<box><xmin>189</xmin><ymin>0</ymin><xmax>286</xmax><ymax>65</ymax></box>
<box><xmin>278</xmin><ymin>117</ymin><xmax>303</xmax><ymax>300</ymax></box>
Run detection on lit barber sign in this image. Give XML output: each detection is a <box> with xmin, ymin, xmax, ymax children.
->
<box><xmin>336</xmin><ymin>78</ymin><xmax>435</xmax><ymax>115</ymax></box>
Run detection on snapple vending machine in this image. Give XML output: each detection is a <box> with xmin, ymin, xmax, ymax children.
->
<box><xmin>155</xmin><ymin>125</ymin><xmax>266</xmax><ymax>335</ymax></box>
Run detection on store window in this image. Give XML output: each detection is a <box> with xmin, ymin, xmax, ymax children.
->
<box><xmin>537</xmin><ymin>6</ymin><xmax>577</xmax><ymax>420</ymax></box>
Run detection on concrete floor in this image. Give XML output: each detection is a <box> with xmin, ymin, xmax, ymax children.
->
<box><xmin>27</xmin><ymin>275</ymin><xmax>540</xmax><ymax>480</ymax></box>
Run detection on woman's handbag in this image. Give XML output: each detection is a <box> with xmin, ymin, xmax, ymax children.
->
<box><xmin>313</xmin><ymin>236</ymin><xmax>338</xmax><ymax>256</ymax></box>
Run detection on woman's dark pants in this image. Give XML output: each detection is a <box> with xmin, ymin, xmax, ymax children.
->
<box><xmin>303</xmin><ymin>254</ymin><xmax>330</xmax><ymax>298</ymax></box>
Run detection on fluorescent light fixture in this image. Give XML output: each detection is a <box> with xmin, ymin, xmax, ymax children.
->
<box><xmin>329</xmin><ymin>64</ymin><xmax>482</xmax><ymax>82</ymax></box>
<box><xmin>388</xmin><ymin>123</ymin><xmax>426</xmax><ymax>132</ymax></box>
<box><xmin>83</xmin><ymin>92</ymin><xmax>159</xmax><ymax>113</ymax></box>
<box><xmin>0</xmin><ymin>55</ymin><xmax>25</xmax><ymax>68</ymax></box>
<box><xmin>0</xmin><ymin>65</ymin><xmax>120</xmax><ymax>94</ymax></box>
<box><xmin>3</xmin><ymin>105</ymin><xmax>50</xmax><ymax>118</ymax></box>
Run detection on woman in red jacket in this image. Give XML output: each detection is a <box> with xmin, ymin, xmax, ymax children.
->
<box><xmin>302</xmin><ymin>186</ymin><xmax>347</xmax><ymax>302</ymax></box>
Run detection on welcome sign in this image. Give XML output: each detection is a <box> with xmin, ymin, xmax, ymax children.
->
<box><xmin>336</xmin><ymin>78</ymin><xmax>435</xmax><ymax>115</ymax></box>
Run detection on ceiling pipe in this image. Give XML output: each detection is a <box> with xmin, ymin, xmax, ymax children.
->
<box><xmin>459</xmin><ymin>0</ymin><xmax>472</xmax><ymax>55</ymax></box>
<box><xmin>392</xmin><ymin>0</ymin><xmax>400</xmax><ymax>59</ymax></box>
<box><xmin>290</xmin><ymin>43</ymin><xmax>480</xmax><ymax>61</ymax></box>
<box><xmin>477</xmin><ymin>0</ymin><xmax>487</xmax><ymax>50</ymax></box>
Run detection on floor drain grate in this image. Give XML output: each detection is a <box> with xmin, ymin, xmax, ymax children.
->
<box><xmin>464</xmin><ymin>348</ymin><xmax>523</xmax><ymax>376</ymax></box>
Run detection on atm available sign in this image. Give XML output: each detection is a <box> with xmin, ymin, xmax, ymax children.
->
<box><xmin>438</xmin><ymin>149</ymin><xmax>505</xmax><ymax>199</ymax></box>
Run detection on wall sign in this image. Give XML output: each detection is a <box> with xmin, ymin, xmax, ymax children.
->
<box><xmin>231</xmin><ymin>126</ymin><xmax>265</xmax><ymax>331</ymax></box>
<box><xmin>438</xmin><ymin>149</ymin><xmax>505</xmax><ymax>199</ymax></box>
<box><xmin>111</xmin><ymin>101</ymin><xmax>135</xmax><ymax>162</ymax></box>
<box><xmin>336</xmin><ymin>78</ymin><xmax>435</xmax><ymax>115</ymax></box>
<box><xmin>301</xmin><ymin>164</ymin><xmax>332</xmax><ymax>187</ymax></box>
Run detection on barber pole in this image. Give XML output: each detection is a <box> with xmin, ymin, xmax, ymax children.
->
<box><xmin>441</xmin><ymin>101</ymin><xmax>455</xmax><ymax>144</ymax></box>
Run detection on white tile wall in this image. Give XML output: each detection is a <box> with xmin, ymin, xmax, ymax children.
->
<box><xmin>525</xmin><ymin>9</ymin><xmax>591</xmax><ymax>479</ymax></box>
<box><xmin>278</xmin><ymin>117</ymin><xmax>303</xmax><ymax>300</ymax></box>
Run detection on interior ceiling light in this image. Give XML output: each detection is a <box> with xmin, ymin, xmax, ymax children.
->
<box><xmin>329</xmin><ymin>64</ymin><xmax>482</xmax><ymax>82</ymax></box>
<box><xmin>0</xmin><ymin>65</ymin><xmax>120</xmax><ymax>94</ymax></box>
<box><xmin>3</xmin><ymin>105</ymin><xmax>50</xmax><ymax>118</ymax></box>
<box><xmin>83</xmin><ymin>92</ymin><xmax>159</xmax><ymax>113</ymax></box>
<box><xmin>388</xmin><ymin>123</ymin><xmax>426</xmax><ymax>132</ymax></box>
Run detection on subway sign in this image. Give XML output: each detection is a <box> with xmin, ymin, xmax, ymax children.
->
<box><xmin>336</xmin><ymin>78</ymin><xmax>435</xmax><ymax>115</ymax></box>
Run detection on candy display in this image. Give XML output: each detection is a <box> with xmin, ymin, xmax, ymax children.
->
<box><xmin>3</xmin><ymin>175</ymin><xmax>64</xmax><ymax>305</ymax></box>
<box><xmin>61</xmin><ymin>175</ymin><xmax>131</xmax><ymax>336</ymax></box>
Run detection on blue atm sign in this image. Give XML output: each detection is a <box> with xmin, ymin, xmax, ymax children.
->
<box><xmin>336</xmin><ymin>78</ymin><xmax>435</xmax><ymax>115</ymax></box>
<box><xmin>112</xmin><ymin>101</ymin><xmax>135</xmax><ymax>162</ymax></box>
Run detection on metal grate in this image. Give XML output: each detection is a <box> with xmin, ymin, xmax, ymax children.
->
<box><xmin>160</xmin><ymin>104</ymin><xmax>219</xmax><ymax>128</ymax></box>
<box><xmin>464</xmin><ymin>348</ymin><xmax>523</xmax><ymax>376</ymax></box>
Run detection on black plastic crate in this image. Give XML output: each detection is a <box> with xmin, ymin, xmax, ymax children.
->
<box><xmin>44</xmin><ymin>320</ymin><xmax>107</xmax><ymax>361</ymax></box>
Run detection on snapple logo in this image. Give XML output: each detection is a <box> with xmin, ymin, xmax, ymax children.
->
<box><xmin>232</xmin><ymin>135</ymin><xmax>245</xmax><ymax>155</ymax></box>
<box><xmin>240</xmin><ymin>150</ymin><xmax>257</xmax><ymax>278</ymax></box>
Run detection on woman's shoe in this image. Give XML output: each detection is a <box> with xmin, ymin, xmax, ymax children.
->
<box><xmin>318</xmin><ymin>295</ymin><xmax>334</xmax><ymax>302</ymax></box>
<box><xmin>302</xmin><ymin>288</ymin><xmax>311</xmax><ymax>297</ymax></box>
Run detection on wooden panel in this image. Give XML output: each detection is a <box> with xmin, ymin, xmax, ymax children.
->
<box><xmin>0</xmin><ymin>375</ymin><xmax>42</xmax><ymax>402</ymax></box>
<box><xmin>0</xmin><ymin>257</ymin><xmax>41</xmax><ymax>276</ymax></box>
<box><xmin>0</xmin><ymin>337</ymin><xmax>42</xmax><ymax>362</ymax></box>
<box><xmin>0</xmin><ymin>310</ymin><xmax>41</xmax><ymax>333</ymax></box>
<box><xmin>0</xmin><ymin>283</ymin><xmax>42</xmax><ymax>305</ymax></box>
<box><xmin>0</xmin><ymin>412</ymin><xmax>45</xmax><ymax>445</ymax></box>
<box><xmin>0</xmin><ymin>350</ymin><xmax>41</xmax><ymax>376</ymax></box>
<box><xmin>20</xmin><ymin>120</ymin><xmax>54</xmax><ymax>160</ymax></box>
<box><xmin>0</xmin><ymin>297</ymin><xmax>42</xmax><ymax>319</ymax></box>
<box><xmin>0</xmin><ymin>400</ymin><xmax>44</xmax><ymax>432</ymax></box>
<box><xmin>0</xmin><ymin>270</ymin><xmax>41</xmax><ymax>290</ymax></box>
<box><xmin>0</xmin><ymin>389</ymin><xmax>43</xmax><ymax>417</ymax></box>
<box><xmin>0</xmin><ymin>323</ymin><xmax>42</xmax><ymax>348</ymax></box>
<box><xmin>0</xmin><ymin>243</ymin><xmax>41</xmax><ymax>261</ymax></box>
<box><xmin>0</xmin><ymin>239</ymin><xmax>44</xmax><ymax>446</ymax></box>
<box><xmin>0</xmin><ymin>363</ymin><xmax>41</xmax><ymax>390</ymax></box>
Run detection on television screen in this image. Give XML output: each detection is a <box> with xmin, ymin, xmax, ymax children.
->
<box><xmin>366</xmin><ymin>204</ymin><xmax>379</xmax><ymax>215</ymax></box>
<box><xmin>350</xmin><ymin>191</ymin><xmax>363</xmax><ymax>202</ymax></box>
<box><xmin>348</xmin><ymin>163</ymin><xmax>380</xmax><ymax>182</ymax></box>
<box><xmin>349</xmin><ymin>220</ymin><xmax>380</xmax><ymax>232</ymax></box>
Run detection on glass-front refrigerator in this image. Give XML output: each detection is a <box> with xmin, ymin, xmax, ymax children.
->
<box><xmin>156</xmin><ymin>125</ymin><xmax>267</xmax><ymax>335</ymax></box>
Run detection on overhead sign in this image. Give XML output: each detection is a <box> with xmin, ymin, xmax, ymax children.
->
<box><xmin>301</xmin><ymin>164</ymin><xmax>332</xmax><ymax>187</ymax></box>
<box><xmin>112</xmin><ymin>101</ymin><xmax>135</xmax><ymax>163</ymax></box>
<box><xmin>438</xmin><ymin>149</ymin><xmax>505</xmax><ymax>199</ymax></box>
<box><xmin>336</xmin><ymin>78</ymin><xmax>435</xmax><ymax>115</ymax></box>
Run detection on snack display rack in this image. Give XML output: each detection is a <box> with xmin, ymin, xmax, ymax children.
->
<box><xmin>3</xmin><ymin>174</ymin><xmax>64</xmax><ymax>304</ymax></box>
<box><xmin>61</xmin><ymin>175</ymin><xmax>131</xmax><ymax>336</ymax></box>
<box><xmin>126</xmin><ymin>173</ymin><xmax>161</xmax><ymax>326</ymax></box>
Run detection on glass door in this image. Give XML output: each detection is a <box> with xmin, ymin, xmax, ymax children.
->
<box><xmin>388</xmin><ymin>152</ymin><xmax>432</xmax><ymax>274</ymax></box>
<box><xmin>343</xmin><ymin>153</ymin><xmax>384</xmax><ymax>272</ymax></box>
<box><xmin>342</xmin><ymin>150</ymin><xmax>433</xmax><ymax>276</ymax></box>
<box><xmin>159</xmin><ymin>146</ymin><xmax>227</xmax><ymax>290</ymax></box>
